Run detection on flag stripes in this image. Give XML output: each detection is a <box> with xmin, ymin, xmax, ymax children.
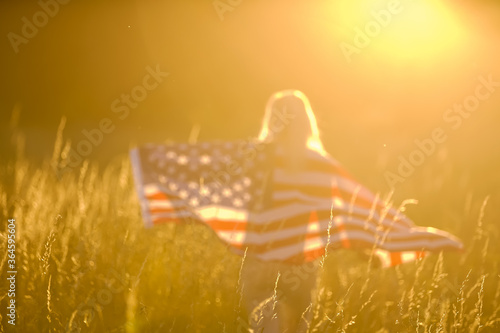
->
<box><xmin>130</xmin><ymin>141</ymin><xmax>463</xmax><ymax>266</ymax></box>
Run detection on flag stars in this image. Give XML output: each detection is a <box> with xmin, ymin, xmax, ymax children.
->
<box><xmin>177</xmin><ymin>155</ymin><xmax>188</xmax><ymax>165</ymax></box>
<box><xmin>133</xmin><ymin>141</ymin><xmax>461</xmax><ymax>264</ymax></box>
<box><xmin>199</xmin><ymin>186</ymin><xmax>210</xmax><ymax>197</ymax></box>
<box><xmin>233</xmin><ymin>198</ymin><xmax>243</xmax><ymax>207</ymax></box>
<box><xmin>189</xmin><ymin>197</ymin><xmax>200</xmax><ymax>207</ymax></box>
<box><xmin>211</xmin><ymin>194</ymin><xmax>221</xmax><ymax>203</ymax></box>
<box><xmin>149</xmin><ymin>149</ymin><xmax>165</xmax><ymax>162</ymax></box>
<box><xmin>179</xmin><ymin>189</ymin><xmax>189</xmax><ymax>199</ymax></box>
<box><xmin>166</xmin><ymin>151</ymin><xmax>177</xmax><ymax>159</ymax></box>
<box><xmin>222</xmin><ymin>188</ymin><xmax>233</xmax><ymax>197</ymax></box>
<box><xmin>242</xmin><ymin>177</ymin><xmax>251</xmax><ymax>186</ymax></box>
<box><xmin>199</xmin><ymin>154</ymin><xmax>212</xmax><ymax>165</ymax></box>
<box><xmin>149</xmin><ymin>153</ymin><xmax>165</xmax><ymax>167</ymax></box>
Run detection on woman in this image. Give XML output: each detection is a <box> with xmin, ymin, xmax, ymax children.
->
<box><xmin>241</xmin><ymin>89</ymin><xmax>324</xmax><ymax>333</ymax></box>
<box><xmin>130</xmin><ymin>89</ymin><xmax>463</xmax><ymax>332</ymax></box>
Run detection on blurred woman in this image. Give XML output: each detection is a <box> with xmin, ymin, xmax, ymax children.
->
<box><xmin>241</xmin><ymin>89</ymin><xmax>324</xmax><ymax>333</ymax></box>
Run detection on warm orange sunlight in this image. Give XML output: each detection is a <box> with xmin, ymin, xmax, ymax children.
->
<box><xmin>1</xmin><ymin>0</ymin><xmax>500</xmax><ymax>331</ymax></box>
<box><xmin>330</xmin><ymin>0</ymin><xmax>469</xmax><ymax>64</ymax></box>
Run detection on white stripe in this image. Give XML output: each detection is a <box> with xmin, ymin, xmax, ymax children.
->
<box><xmin>196</xmin><ymin>205</ymin><xmax>249</xmax><ymax>222</ymax></box>
<box><xmin>217</xmin><ymin>230</ymin><xmax>246</xmax><ymax>245</ymax></box>
<box><xmin>144</xmin><ymin>184</ymin><xmax>166</xmax><ymax>196</ymax></box>
<box><xmin>401</xmin><ymin>252</ymin><xmax>417</xmax><ymax>262</ymax></box>
<box><xmin>378</xmin><ymin>235</ymin><xmax>461</xmax><ymax>251</ymax></box>
<box><xmin>148</xmin><ymin>200</ymin><xmax>183</xmax><ymax>209</ymax></box>
<box><xmin>333</xmin><ymin>215</ymin><xmax>409</xmax><ymax>234</ymax></box>
<box><xmin>197</xmin><ymin>203</ymin><xmax>313</xmax><ymax>224</ymax></box>
<box><xmin>374</xmin><ymin>250</ymin><xmax>392</xmax><ymax>267</ymax></box>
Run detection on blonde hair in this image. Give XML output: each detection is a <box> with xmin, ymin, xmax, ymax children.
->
<box><xmin>258</xmin><ymin>89</ymin><xmax>325</xmax><ymax>155</ymax></box>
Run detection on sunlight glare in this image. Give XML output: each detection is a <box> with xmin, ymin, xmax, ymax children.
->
<box><xmin>329</xmin><ymin>0</ymin><xmax>469</xmax><ymax>63</ymax></box>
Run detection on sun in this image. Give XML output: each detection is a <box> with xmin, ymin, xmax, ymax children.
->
<box><xmin>375</xmin><ymin>0</ymin><xmax>468</xmax><ymax>62</ymax></box>
<box><xmin>325</xmin><ymin>0</ymin><xmax>469</xmax><ymax>64</ymax></box>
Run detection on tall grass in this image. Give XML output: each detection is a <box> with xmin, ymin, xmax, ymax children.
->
<box><xmin>0</xmin><ymin>131</ymin><xmax>499</xmax><ymax>332</ymax></box>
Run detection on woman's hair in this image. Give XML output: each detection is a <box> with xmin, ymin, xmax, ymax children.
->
<box><xmin>258</xmin><ymin>89</ymin><xmax>325</xmax><ymax>155</ymax></box>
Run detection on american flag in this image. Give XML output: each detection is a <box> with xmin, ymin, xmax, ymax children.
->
<box><xmin>130</xmin><ymin>140</ymin><xmax>463</xmax><ymax>267</ymax></box>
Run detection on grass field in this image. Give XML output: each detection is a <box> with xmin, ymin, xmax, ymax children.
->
<box><xmin>1</xmin><ymin>133</ymin><xmax>499</xmax><ymax>333</ymax></box>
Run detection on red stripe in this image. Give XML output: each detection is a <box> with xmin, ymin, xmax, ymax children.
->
<box><xmin>308</xmin><ymin>210</ymin><xmax>318</xmax><ymax>223</ymax></box>
<box><xmin>416</xmin><ymin>251</ymin><xmax>426</xmax><ymax>259</ymax></box>
<box><xmin>146</xmin><ymin>192</ymin><xmax>169</xmax><ymax>200</ymax></box>
<box><xmin>205</xmin><ymin>220</ymin><xmax>248</xmax><ymax>232</ymax></box>
<box><xmin>139</xmin><ymin>148</ymin><xmax>460</xmax><ymax>266</ymax></box>
<box><xmin>390</xmin><ymin>252</ymin><xmax>402</xmax><ymax>266</ymax></box>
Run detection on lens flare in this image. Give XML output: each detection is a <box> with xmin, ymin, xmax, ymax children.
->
<box><xmin>328</xmin><ymin>0</ymin><xmax>469</xmax><ymax>64</ymax></box>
